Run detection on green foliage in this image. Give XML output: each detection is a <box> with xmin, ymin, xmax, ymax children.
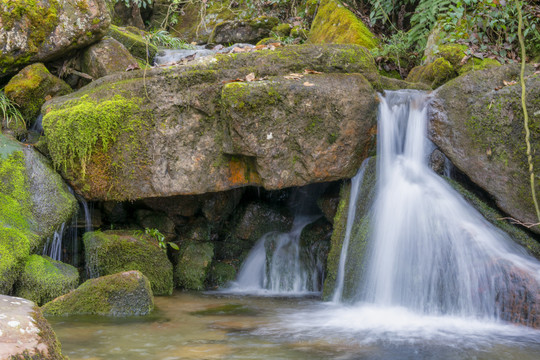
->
<box><xmin>371</xmin><ymin>30</ymin><xmax>418</xmax><ymax>76</ymax></box>
<box><xmin>145</xmin><ymin>29</ymin><xmax>195</xmax><ymax>49</ymax></box>
<box><xmin>136</xmin><ymin>228</ymin><xmax>179</xmax><ymax>252</ymax></box>
<box><xmin>0</xmin><ymin>90</ymin><xmax>26</xmax><ymax>131</ymax></box>
<box><xmin>113</xmin><ymin>0</ymin><xmax>152</xmax><ymax>9</ymax></box>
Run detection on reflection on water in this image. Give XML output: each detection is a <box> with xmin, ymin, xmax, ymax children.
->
<box><xmin>48</xmin><ymin>291</ymin><xmax>540</xmax><ymax>360</ymax></box>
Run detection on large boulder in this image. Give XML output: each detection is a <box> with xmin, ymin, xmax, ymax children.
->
<box><xmin>0</xmin><ymin>135</ymin><xmax>77</xmax><ymax>294</ymax></box>
<box><xmin>4</xmin><ymin>63</ymin><xmax>71</xmax><ymax>125</ymax></box>
<box><xmin>0</xmin><ymin>0</ymin><xmax>110</xmax><ymax>79</ymax></box>
<box><xmin>41</xmin><ymin>270</ymin><xmax>154</xmax><ymax>316</ymax></box>
<box><xmin>208</xmin><ymin>16</ymin><xmax>279</xmax><ymax>45</ymax></box>
<box><xmin>83</xmin><ymin>230</ymin><xmax>174</xmax><ymax>295</ymax></box>
<box><xmin>41</xmin><ymin>44</ymin><xmax>379</xmax><ymax>201</ymax></box>
<box><xmin>14</xmin><ymin>255</ymin><xmax>79</xmax><ymax>306</ymax></box>
<box><xmin>174</xmin><ymin>241</ymin><xmax>214</xmax><ymax>290</ymax></box>
<box><xmin>307</xmin><ymin>0</ymin><xmax>377</xmax><ymax>49</ymax></box>
<box><xmin>430</xmin><ymin>64</ymin><xmax>540</xmax><ymax>234</ymax></box>
<box><xmin>81</xmin><ymin>37</ymin><xmax>139</xmax><ymax>79</ymax></box>
<box><xmin>0</xmin><ymin>295</ymin><xmax>66</xmax><ymax>359</ymax></box>
<box><xmin>107</xmin><ymin>25</ymin><xmax>158</xmax><ymax>61</ymax></box>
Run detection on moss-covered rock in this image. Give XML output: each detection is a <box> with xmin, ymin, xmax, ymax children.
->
<box><xmin>41</xmin><ymin>44</ymin><xmax>380</xmax><ymax>201</ymax></box>
<box><xmin>457</xmin><ymin>57</ymin><xmax>501</xmax><ymax>75</ymax></box>
<box><xmin>323</xmin><ymin>157</ymin><xmax>376</xmax><ymax>300</ymax></box>
<box><xmin>4</xmin><ymin>63</ymin><xmax>71</xmax><ymax>126</ymax></box>
<box><xmin>406</xmin><ymin>57</ymin><xmax>456</xmax><ymax>88</ymax></box>
<box><xmin>81</xmin><ymin>37</ymin><xmax>139</xmax><ymax>79</ymax></box>
<box><xmin>0</xmin><ymin>0</ymin><xmax>110</xmax><ymax>79</ymax></box>
<box><xmin>272</xmin><ymin>23</ymin><xmax>292</xmax><ymax>37</ymax></box>
<box><xmin>0</xmin><ymin>295</ymin><xmax>66</xmax><ymax>359</ymax></box>
<box><xmin>41</xmin><ymin>270</ymin><xmax>154</xmax><ymax>316</ymax></box>
<box><xmin>107</xmin><ymin>25</ymin><xmax>158</xmax><ymax>61</ymax></box>
<box><xmin>209</xmin><ymin>16</ymin><xmax>279</xmax><ymax>44</ymax></box>
<box><xmin>307</xmin><ymin>0</ymin><xmax>377</xmax><ymax>49</ymax></box>
<box><xmin>105</xmin><ymin>0</ymin><xmax>144</xmax><ymax>29</ymax></box>
<box><xmin>14</xmin><ymin>255</ymin><xmax>79</xmax><ymax>306</ymax></box>
<box><xmin>0</xmin><ymin>134</ymin><xmax>76</xmax><ymax>294</ymax></box>
<box><xmin>206</xmin><ymin>261</ymin><xmax>236</xmax><ymax>288</ymax></box>
<box><xmin>84</xmin><ymin>230</ymin><xmax>173</xmax><ymax>295</ymax></box>
<box><xmin>135</xmin><ymin>210</ymin><xmax>176</xmax><ymax>240</ymax></box>
<box><xmin>430</xmin><ymin>64</ymin><xmax>540</xmax><ymax>234</ymax></box>
<box><xmin>174</xmin><ymin>241</ymin><xmax>214</xmax><ymax>290</ymax></box>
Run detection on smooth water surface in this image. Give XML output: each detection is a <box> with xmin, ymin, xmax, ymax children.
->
<box><xmin>48</xmin><ymin>291</ymin><xmax>540</xmax><ymax>360</ymax></box>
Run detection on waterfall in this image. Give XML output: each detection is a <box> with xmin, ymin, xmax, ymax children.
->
<box><xmin>227</xmin><ymin>215</ymin><xmax>324</xmax><ymax>295</ymax></box>
<box><xmin>43</xmin><ymin>223</ymin><xmax>65</xmax><ymax>261</ymax></box>
<box><xmin>335</xmin><ymin>90</ymin><xmax>540</xmax><ymax>321</ymax></box>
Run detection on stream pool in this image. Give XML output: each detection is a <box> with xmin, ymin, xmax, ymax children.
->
<box><xmin>47</xmin><ymin>291</ymin><xmax>540</xmax><ymax>360</ymax></box>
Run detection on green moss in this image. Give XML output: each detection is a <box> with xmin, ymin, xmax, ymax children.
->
<box><xmin>206</xmin><ymin>261</ymin><xmax>236</xmax><ymax>288</ymax></box>
<box><xmin>83</xmin><ymin>230</ymin><xmax>173</xmax><ymax>295</ymax></box>
<box><xmin>42</xmin><ymin>94</ymin><xmax>147</xmax><ymax>178</ymax></box>
<box><xmin>41</xmin><ymin>270</ymin><xmax>154</xmax><ymax>316</ymax></box>
<box><xmin>14</xmin><ymin>255</ymin><xmax>79</xmax><ymax>305</ymax></box>
<box><xmin>272</xmin><ymin>23</ymin><xmax>291</xmax><ymax>37</ymax></box>
<box><xmin>406</xmin><ymin>57</ymin><xmax>456</xmax><ymax>88</ymax></box>
<box><xmin>0</xmin><ymin>0</ymin><xmax>60</xmax><ymax>73</ymax></box>
<box><xmin>0</xmin><ymin>227</ymin><xmax>32</xmax><ymax>294</ymax></box>
<box><xmin>107</xmin><ymin>25</ymin><xmax>158</xmax><ymax>61</ymax></box>
<box><xmin>174</xmin><ymin>241</ymin><xmax>214</xmax><ymax>290</ymax></box>
<box><xmin>191</xmin><ymin>303</ymin><xmax>256</xmax><ymax>316</ymax></box>
<box><xmin>458</xmin><ymin>57</ymin><xmax>501</xmax><ymax>75</ymax></box>
<box><xmin>307</xmin><ymin>0</ymin><xmax>378</xmax><ymax>49</ymax></box>
<box><xmin>291</xmin><ymin>26</ymin><xmax>308</xmax><ymax>40</ymax></box>
<box><xmin>0</xmin><ymin>149</ymin><xmax>33</xmax><ymax>230</ymax></box>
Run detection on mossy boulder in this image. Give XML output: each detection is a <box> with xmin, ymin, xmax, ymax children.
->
<box><xmin>457</xmin><ymin>57</ymin><xmax>501</xmax><ymax>75</ymax></box>
<box><xmin>81</xmin><ymin>37</ymin><xmax>139</xmax><ymax>79</ymax></box>
<box><xmin>107</xmin><ymin>25</ymin><xmax>158</xmax><ymax>61</ymax></box>
<box><xmin>406</xmin><ymin>57</ymin><xmax>456</xmax><ymax>88</ymax></box>
<box><xmin>134</xmin><ymin>210</ymin><xmax>176</xmax><ymax>240</ymax></box>
<box><xmin>0</xmin><ymin>295</ymin><xmax>66</xmax><ymax>359</ymax></box>
<box><xmin>174</xmin><ymin>241</ymin><xmax>214</xmax><ymax>290</ymax></box>
<box><xmin>105</xmin><ymin>0</ymin><xmax>144</xmax><ymax>29</ymax></box>
<box><xmin>41</xmin><ymin>270</ymin><xmax>154</xmax><ymax>316</ymax></box>
<box><xmin>307</xmin><ymin>0</ymin><xmax>377</xmax><ymax>49</ymax></box>
<box><xmin>430</xmin><ymin>64</ymin><xmax>540</xmax><ymax>234</ymax></box>
<box><xmin>4</xmin><ymin>63</ymin><xmax>71</xmax><ymax>125</ymax></box>
<box><xmin>273</xmin><ymin>23</ymin><xmax>292</xmax><ymax>37</ymax></box>
<box><xmin>323</xmin><ymin>157</ymin><xmax>376</xmax><ymax>300</ymax></box>
<box><xmin>14</xmin><ymin>255</ymin><xmax>79</xmax><ymax>306</ymax></box>
<box><xmin>0</xmin><ymin>0</ymin><xmax>110</xmax><ymax>79</ymax></box>
<box><xmin>206</xmin><ymin>261</ymin><xmax>236</xmax><ymax>288</ymax></box>
<box><xmin>41</xmin><ymin>44</ymin><xmax>380</xmax><ymax>201</ymax></box>
<box><xmin>0</xmin><ymin>135</ymin><xmax>77</xmax><ymax>294</ymax></box>
<box><xmin>83</xmin><ymin>230</ymin><xmax>173</xmax><ymax>295</ymax></box>
<box><xmin>209</xmin><ymin>16</ymin><xmax>279</xmax><ymax>44</ymax></box>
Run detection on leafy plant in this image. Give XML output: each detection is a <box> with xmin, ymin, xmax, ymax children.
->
<box><xmin>0</xmin><ymin>90</ymin><xmax>26</xmax><ymax>131</ymax></box>
<box><xmin>115</xmin><ymin>0</ymin><xmax>152</xmax><ymax>9</ymax></box>
<box><xmin>136</xmin><ymin>228</ymin><xmax>179</xmax><ymax>252</ymax></box>
<box><xmin>371</xmin><ymin>30</ymin><xmax>418</xmax><ymax>77</ymax></box>
<box><xmin>145</xmin><ymin>29</ymin><xmax>195</xmax><ymax>49</ymax></box>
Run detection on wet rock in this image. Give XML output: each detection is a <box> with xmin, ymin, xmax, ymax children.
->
<box><xmin>106</xmin><ymin>0</ymin><xmax>144</xmax><ymax>29</ymax></box>
<box><xmin>317</xmin><ymin>183</ymin><xmax>341</xmax><ymax>223</ymax></box>
<box><xmin>176</xmin><ymin>217</ymin><xmax>212</xmax><ymax>243</ymax></box>
<box><xmin>107</xmin><ymin>25</ymin><xmax>158</xmax><ymax>61</ymax></box>
<box><xmin>206</xmin><ymin>261</ymin><xmax>237</xmax><ymax>288</ymax></box>
<box><xmin>143</xmin><ymin>195</ymin><xmax>202</xmax><ymax>219</ymax></box>
<box><xmin>41</xmin><ymin>270</ymin><xmax>154</xmax><ymax>316</ymax></box>
<box><xmin>14</xmin><ymin>255</ymin><xmax>79</xmax><ymax>306</ymax></box>
<box><xmin>201</xmin><ymin>189</ymin><xmax>244</xmax><ymax>223</ymax></box>
<box><xmin>0</xmin><ymin>135</ymin><xmax>77</xmax><ymax>294</ymax></box>
<box><xmin>0</xmin><ymin>0</ymin><xmax>110</xmax><ymax>79</ymax></box>
<box><xmin>174</xmin><ymin>241</ymin><xmax>214</xmax><ymax>290</ymax></box>
<box><xmin>4</xmin><ymin>63</ymin><xmax>71</xmax><ymax>126</ymax></box>
<box><xmin>84</xmin><ymin>230</ymin><xmax>173</xmax><ymax>295</ymax></box>
<box><xmin>307</xmin><ymin>0</ymin><xmax>377</xmax><ymax>49</ymax></box>
<box><xmin>81</xmin><ymin>37</ymin><xmax>139</xmax><ymax>79</ymax></box>
<box><xmin>101</xmin><ymin>201</ymin><xmax>128</xmax><ymax>224</ymax></box>
<box><xmin>406</xmin><ymin>57</ymin><xmax>456</xmax><ymax>88</ymax></box>
<box><xmin>209</xmin><ymin>16</ymin><xmax>279</xmax><ymax>45</ymax></box>
<box><xmin>41</xmin><ymin>44</ymin><xmax>379</xmax><ymax>201</ymax></box>
<box><xmin>430</xmin><ymin>64</ymin><xmax>540</xmax><ymax>234</ymax></box>
<box><xmin>299</xmin><ymin>218</ymin><xmax>332</xmax><ymax>291</ymax></box>
<box><xmin>0</xmin><ymin>295</ymin><xmax>66</xmax><ymax>359</ymax></box>
<box><xmin>134</xmin><ymin>209</ymin><xmax>176</xmax><ymax>241</ymax></box>
<box><xmin>430</xmin><ymin>149</ymin><xmax>447</xmax><ymax>175</ymax></box>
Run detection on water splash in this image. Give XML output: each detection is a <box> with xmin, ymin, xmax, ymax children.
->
<box><xmin>43</xmin><ymin>222</ymin><xmax>65</xmax><ymax>261</ymax></box>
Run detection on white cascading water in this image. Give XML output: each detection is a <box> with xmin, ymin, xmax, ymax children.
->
<box><xmin>43</xmin><ymin>222</ymin><xmax>65</xmax><ymax>261</ymax></box>
<box><xmin>227</xmin><ymin>215</ymin><xmax>323</xmax><ymax>295</ymax></box>
<box><xmin>276</xmin><ymin>90</ymin><xmax>540</xmax><ymax>344</ymax></box>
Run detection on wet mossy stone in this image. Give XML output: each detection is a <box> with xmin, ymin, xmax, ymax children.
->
<box><xmin>14</xmin><ymin>255</ymin><xmax>79</xmax><ymax>306</ymax></box>
<box><xmin>457</xmin><ymin>57</ymin><xmax>501</xmax><ymax>75</ymax></box>
<box><xmin>4</xmin><ymin>63</ymin><xmax>71</xmax><ymax>126</ymax></box>
<box><xmin>191</xmin><ymin>303</ymin><xmax>257</xmax><ymax>316</ymax></box>
<box><xmin>41</xmin><ymin>270</ymin><xmax>154</xmax><ymax>316</ymax></box>
<box><xmin>107</xmin><ymin>25</ymin><xmax>158</xmax><ymax>61</ymax></box>
<box><xmin>0</xmin><ymin>0</ymin><xmax>110</xmax><ymax>79</ymax></box>
<box><xmin>307</xmin><ymin>0</ymin><xmax>378</xmax><ymax>49</ymax></box>
<box><xmin>0</xmin><ymin>295</ymin><xmax>67</xmax><ymax>359</ymax></box>
<box><xmin>81</xmin><ymin>37</ymin><xmax>139</xmax><ymax>79</ymax></box>
<box><xmin>406</xmin><ymin>57</ymin><xmax>456</xmax><ymax>88</ymax></box>
<box><xmin>446</xmin><ymin>178</ymin><xmax>540</xmax><ymax>260</ymax></box>
<box><xmin>209</xmin><ymin>16</ymin><xmax>279</xmax><ymax>45</ymax></box>
<box><xmin>272</xmin><ymin>23</ymin><xmax>292</xmax><ymax>37</ymax></box>
<box><xmin>431</xmin><ymin>64</ymin><xmax>540</xmax><ymax>234</ymax></box>
<box><xmin>83</xmin><ymin>230</ymin><xmax>173</xmax><ymax>295</ymax></box>
<box><xmin>206</xmin><ymin>261</ymin><xmax>236</xmax><ymax>288</ymax></box>
<box><xmin>323</xmin><ymin>157</ymin><xmax>377</xmax><ymax>300</ymax></box>
<box><xmin>0</xmin><ymin>134</ymin><xmax>76</xmax><ymax>294</ymax></box>
<box><xmin>174</xmin><ymin>241</ymin><xmax>214</xmax><ymax>290</ymax></box>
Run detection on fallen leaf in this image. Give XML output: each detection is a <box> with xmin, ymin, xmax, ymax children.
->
<box><xmin>255</xmin><ymin>44</ymin><xmax>266</xmax><ymax>50</ymax></box>
<box><xmin>232</xmin><ymin>47</ymin><xmax>247</xmax><ymax>53</ymax></box>
<box><xmin>222</xmin><ymin>78</ymin><xmax>244</xmax><ymax>84</ymax></box>
<box><xmin>503</xmin><ymin>80</ymin><xmax>517</xmax><ymax>86</ymax></box>
<box><xmin>126</xmin><ymin>63</ymin><xmax>140</xmax><ymax>71</ymax></box>
<box><xmin>304</xmin><ymin>69</ymin><xmax>322</xmax><ymax>74</ymax></box>
<box><xmin>284</xmin><ymin>73</ymin><xmax>303</xmax><ymax>80</ymax></box>
<box><xmin>44</xmin><ymin>95</ymin><xmax>52</xmax><ymax>101</ymax></box>
<box><xmin>245</xmin><ymin>73</ymin><xmax>256</xmax><ymax>82</ymax></box>
<box><xmin>269</xmin><ymin>43</ymin><xmax>281</xmax><ymax>47</ymax></box>
<box><xmin>303</xmin><ymin>81</ymin><xmax>315</xmax><ymax>87</ymax></box>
